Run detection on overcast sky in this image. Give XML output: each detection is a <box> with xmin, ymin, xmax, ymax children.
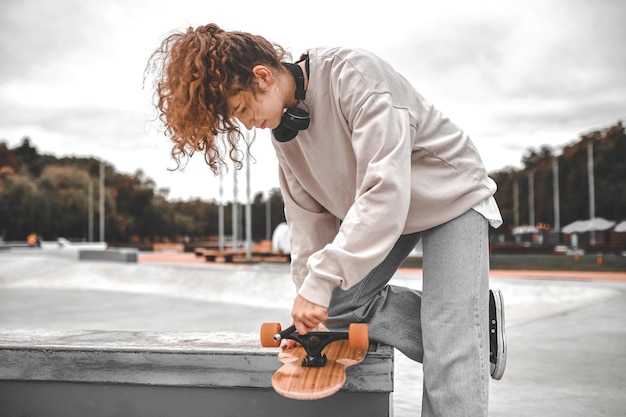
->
<box><xmin>1</xmin><ymin>0</ymin><xmax>624</xmax><ymax>201</ymax></box>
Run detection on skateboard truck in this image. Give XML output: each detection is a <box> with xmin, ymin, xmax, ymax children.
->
<box><xmin>274</xmin><ymin>324</ymin><xmax>352</xmax><ymax>367</ymax></box>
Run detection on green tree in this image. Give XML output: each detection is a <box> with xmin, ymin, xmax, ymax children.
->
<box><xmin>38</xmin><ymin>165</ymin><xmax>91</xmax><ymax>239</ymax></box>
<box><xmin>0</xmin><ymin>174</ymin><xmax>46</xmax><ymax>240</ymax></box>
<box><xmin>492</xmin><ymin>121</ymin><xmax>625</xmax><ymax>242</ymax></box>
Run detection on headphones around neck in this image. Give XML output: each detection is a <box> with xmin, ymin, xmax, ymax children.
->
<box><xmin>272</xmin><ymin>57</ymin><xmax>310</xmax><ymax>142</ymax></box>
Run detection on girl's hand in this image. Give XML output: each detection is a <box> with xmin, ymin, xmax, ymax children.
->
<box><xmin>291</xmin><ymin>294</ymin><xmax>328</xmax><ymax>335</ymax></box>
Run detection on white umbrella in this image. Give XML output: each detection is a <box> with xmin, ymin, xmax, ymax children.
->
<box><xmin>561</xmin><ymin>218</ymin><xmax>616</xmax><ymax>234</ymax></box>
<box><xmin>587</xmin><ymin>218</ymin><xmax>617</xmax><ymax>231</ymax></box>
<box><xmin>272</xmin><ymin>222</ymin><xmax>291</xmax><ymax>255</ymax></box>
<box><xmin>511</xmin><ymin>225</ymin><xmax>540</xmax><ymax>235</ymax></box>
<box><xmin>614</xmin><ymin>221</ymin><xmax>626</xmax><ymax>233</ymax></box>
<box><xmin>561</xmin><ymin>220</ymin><xmax>586</xmax><ymax>234</ymax></box>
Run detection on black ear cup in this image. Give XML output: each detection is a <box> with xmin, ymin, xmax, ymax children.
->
<box><xmin>272</xmin><ymin>108</ymin><xmax>310</xmax><ymax>142</ymax></box>
<box><xmin>272</xmin><ymin>58</ymin><xmax>310</xmax><ymax>143</ymax></box>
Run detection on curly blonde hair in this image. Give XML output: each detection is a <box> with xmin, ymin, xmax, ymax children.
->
<box><xmin>147</xmin><ymin>23</ymin><xmax>289</xmax><ymax>173</ymax></box>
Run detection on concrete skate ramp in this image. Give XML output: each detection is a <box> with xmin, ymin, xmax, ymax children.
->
<box><xmin>1</xmin><ymin>250</ymin><xmax>625</xmax><ymax>417</ymax></box>
<box><xmin>0</xmin><ymin>250</ymin><xmax>621</xmax><ymax>332</ymax></box>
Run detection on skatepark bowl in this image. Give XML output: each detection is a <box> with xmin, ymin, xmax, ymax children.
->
<box><xmin>1</xmin><ymin>249</ymin><xmax>625</xmax><ymax>416</ymax></box>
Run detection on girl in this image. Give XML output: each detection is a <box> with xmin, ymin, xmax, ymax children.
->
<box><xmin>148</xmin><ymin>23</ymin><xmax>506</xmax><ymax>416</ymax></box>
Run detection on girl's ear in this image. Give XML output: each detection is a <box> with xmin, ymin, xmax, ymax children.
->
<box><xmin>252</xmin><ymin>65</ymin><xmax>274</xmax><ymax>90</ymax></box>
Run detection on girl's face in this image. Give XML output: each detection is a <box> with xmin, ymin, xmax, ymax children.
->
<box><xmin>228</xmin><ymin>90</ymin><xmax>283</xmax><ymax>131</ymax></box>
<box><xmin>227</xmin><ymin>65</ymin><xmax>289</xmax><ymax>131</ymax></box>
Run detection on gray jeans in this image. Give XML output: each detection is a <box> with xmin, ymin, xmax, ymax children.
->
<box><xmin>326</xmin><ymin>209</ymin><xmax>490</xmax><ymax>417</ymax></box>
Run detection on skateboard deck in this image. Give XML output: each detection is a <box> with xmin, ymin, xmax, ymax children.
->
<box><xmin>260</xmin><ymin>323</ymin><xmax>368</xmax><ymax>400</ymax></box>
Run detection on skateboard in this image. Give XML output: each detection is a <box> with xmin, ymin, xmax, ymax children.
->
<box><xmin>260</xmin><ymin>322</ymin><xmax>369</xmax><ymax>400</ymax></box>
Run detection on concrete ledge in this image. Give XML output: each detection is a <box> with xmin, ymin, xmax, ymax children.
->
<box><xmin>78</xmin><ymin>248</ymin><xmax>138</xmax><ymax>262</ymax></box>
<box><xmin>0</xmin><ymin>330</ymin><xmax>393</xmax><ymax>417</ymax></box>
<box><xmin>0</xmin><ymin>243</ymin><xmax>30</xmax><ymax>250</ymax></box>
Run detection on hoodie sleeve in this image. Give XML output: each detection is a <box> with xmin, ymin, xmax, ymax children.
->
<box><xmin>276</xmin><ymin>156</ymin><xmax>341</xmax><ymax>292</ymax></box>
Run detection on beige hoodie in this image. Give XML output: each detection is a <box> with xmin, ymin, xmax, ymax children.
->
<box><xmin>272</xmin><ymin>47</ymin><xmax>499</xmax><ymax>308</ymax></box>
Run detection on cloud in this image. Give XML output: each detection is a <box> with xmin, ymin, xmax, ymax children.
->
<box><xmin>0</xmin><ymin>1</ymin><xmax>101</xmax><ymax>79</ymax></box>
<box><xmin>0</xmin><ymin>0</ymin><xmax>624</xmax><ymax>200</ymax></box>
<box><xmin>0</xmin><ymin>102</ymin><xmax>143</xmax><ymax>141</ymax></box>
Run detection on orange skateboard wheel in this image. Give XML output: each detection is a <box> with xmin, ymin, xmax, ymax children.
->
<box><xmin>348</xmin><ymin>323</ymin><xmax>369</xmax><ymax>350</ymax></box>
<box><xmin>260</xmin><ymin>322</ymin><xmax>282</xmax><ymax>347</ymax></box>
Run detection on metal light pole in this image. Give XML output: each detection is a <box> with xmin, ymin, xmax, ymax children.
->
<box><xmin>587</xmin><ymin>141</ymin><xmax>596</xmax><ymax>244</ymax></box>
<box><xmin>528</xmin><ymin>171</ymin><xmax>535</xmax><ymax>228</ymax></box>
<box><xmin>218</xmin><ymin>169</ymin><xmax>224</xmax><ymax>251</ymax></box>
<box><xmin>265</xmin><ymin>191</ymin><xmax>271</xmax><ymax>240</ymax></box>
<box><xmin>245</xmin><ymin>133</ymin><xmax>252</xmax><ymax>261</ymax></box>
<box><xmin>232</xmin><ymin>161</ymin><xmax>239</xmax><ymax>249</ymax></box>
<box><xmin>99</xmin><ymin>162</ymin><xmax>105</xmax><ymax>242</ymax></box>
<box><xmin>552</xmin><ymin>156</ymin><xmax>561</xmax><ymax>236</ymax></box>
<box><xmin>513</xmin><ymin>179</ymin><xmax>520</xmax><ymax>227</ymax></box>
<box><xmin>88</xmin><ymin>180</ymin><xmax>94</xmax><ymax>242</ymax></box>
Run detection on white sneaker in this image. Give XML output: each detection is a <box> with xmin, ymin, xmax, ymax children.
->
<box><xmin>490</xmin><ymin>289</ymin><xmax>507</xmax><ymax>380</ymax></box>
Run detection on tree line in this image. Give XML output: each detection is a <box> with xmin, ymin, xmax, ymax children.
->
<box><xmin>0</xmin><ymin>138</ymin><xmax>286</xmax><ymax>246</ymax></box>
<box><xmin>490</xmin><ymin>121</ymin><xmax>625</xmax><ymax>244</ymax></box>
<box><xmin>1</xmin><ymin>121</ymin><xmax>624</xmax><ymax>246</ymax></box>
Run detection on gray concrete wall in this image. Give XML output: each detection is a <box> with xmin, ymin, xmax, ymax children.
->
<box><xmin>78</xmin><ymin>248</ymin><xmax>138</xmax><ymax>262</ymax></box>
<box><xmin>0</xmin><ymin>329</ymin><xmax>393</xmax><ymax>417</ymax></box>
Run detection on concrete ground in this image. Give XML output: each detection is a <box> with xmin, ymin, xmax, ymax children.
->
<box><xmin>1</xmin><ymin>250</ymin><xmax>625</xmax><ymax>416</ymax></box>
<box><xmin>489</xmin><ymin>280</ymin><xmax>626</xmax><ymax>416</ymax></box>
<box><xmin>391</xmin><ymin>274</ymin><xmax>626</xmax><ymax>417</ymax></box>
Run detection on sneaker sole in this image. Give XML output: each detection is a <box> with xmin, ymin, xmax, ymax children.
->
<box><xmin>491</xmin><ymin>288</ymin><xmax>507</xmax><ymax>380</ymax></box>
